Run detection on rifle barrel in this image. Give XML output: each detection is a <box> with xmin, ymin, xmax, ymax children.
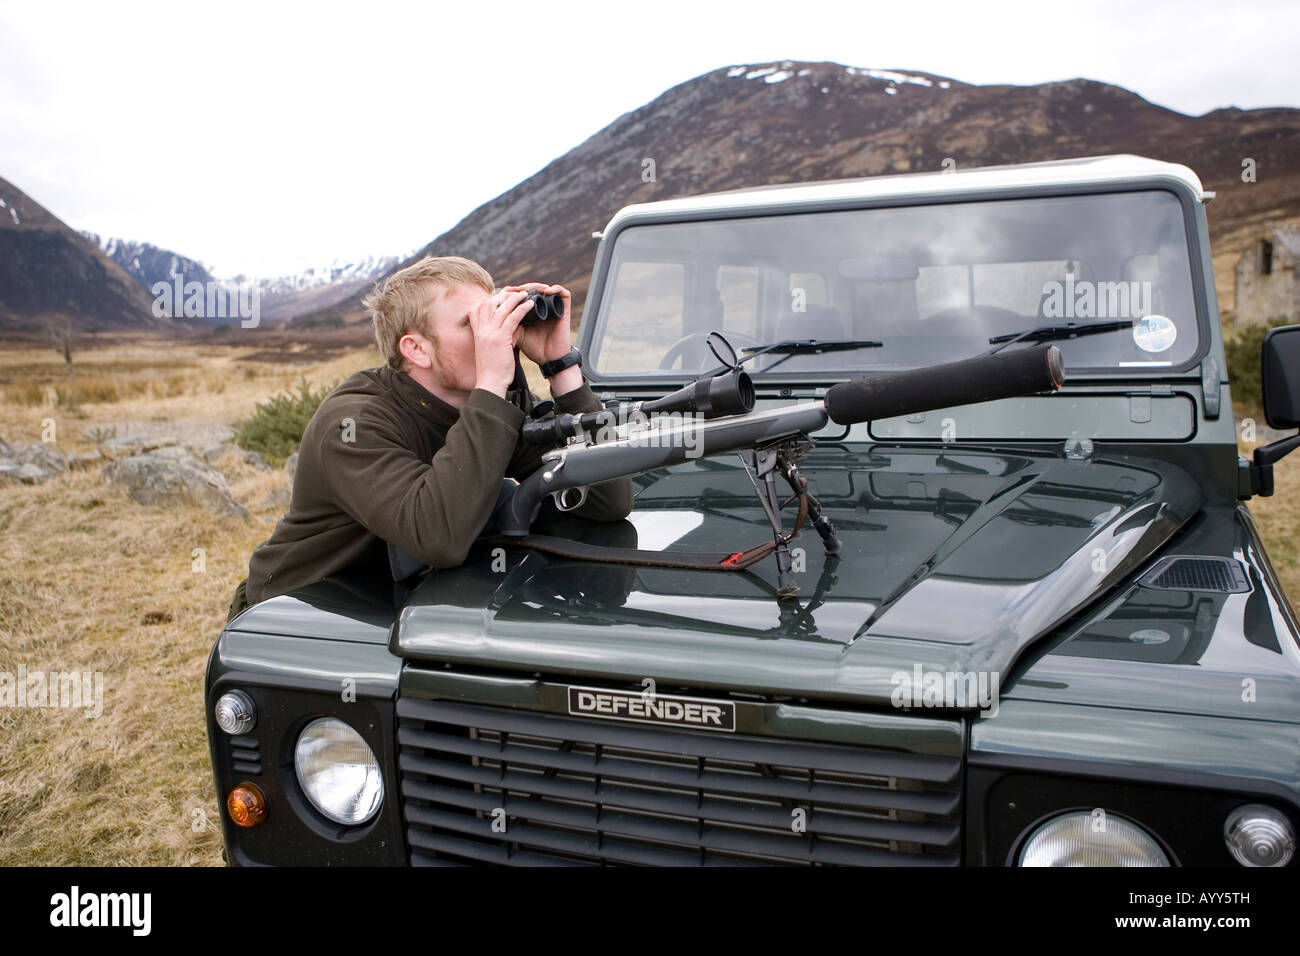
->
<box><xmin>825</xmin><ymin>343</ymin><xmax>1064</xmax><ymax>426</ymax></box>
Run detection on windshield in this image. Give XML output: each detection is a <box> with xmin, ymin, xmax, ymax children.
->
<box><xmin>588</xmin><ymin>190</ymin><xmax>1201</xmax><ymax>378</ymax></box>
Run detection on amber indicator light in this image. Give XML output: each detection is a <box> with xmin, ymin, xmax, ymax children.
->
<box><xmin>227</xmin><ymin>782</ymin><xmax>267</xmax><ymax>827</ymax></box>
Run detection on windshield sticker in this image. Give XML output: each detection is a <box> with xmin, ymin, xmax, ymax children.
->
<box><xmin>1133</xmin><ymin>315</ymin><xmax>1177</xmax><ymax>352</ymax></box>
<box><xmin>1128</xmin><ymin>628</ymin><xmax>1172</xmax><ymax>645</ymax></box>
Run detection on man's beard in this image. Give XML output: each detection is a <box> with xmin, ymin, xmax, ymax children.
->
<box><xmin>423</xmin><ymin>327</ymin><xmax>467</xmax><ymax>392</ymax></box>
<box><xmin>431</xmin><ymin>342</ymin><xmax>462</xmax><ymax>390</ymax></box>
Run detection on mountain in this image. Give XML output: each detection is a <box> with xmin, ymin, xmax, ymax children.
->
<box><xmin>0</xmin><ymin>177</ymin><xmax>165</xmax><ymax>333</ymax></box>
<box><xmin>308</xmin><ymin>61</ymin><xmax>1300</xmax><ymax>325</ymax></box>
<box><xmin>83</xmin><ymin>233</ymin><xmax>217</xmax><ymax>290</ymax></box>
<box><xmin>80</xmin><ymin>233</ymin><xmax>399</xmax><ymax>324</ymax></box>
<box><xmin>238</xmin><ymin>256</ymin><xmax>401</xmax><ymax>324</ymax></box>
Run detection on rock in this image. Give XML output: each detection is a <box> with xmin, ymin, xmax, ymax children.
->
<box><xmin>102</xmin><ymin>448</ymin><xmax>249</xmax><ymax>518</ymax></box>
<box><xmin>262</xmin><ymin>487</ymin><xmax>291</xmax><ymax>510</ymax></box>
<box><xmin>149</xmin><ymin>445</ymin><xmax>197</xmax><ymax>461</ymax></box>
<box><xmin>0</xmin><ymin>462</ymin><xmax>51</xmax><ymax>485</ymax></box>
<box><xmin>0</xmin><ymin>444</ymin><xmax>58</xmax><ymax>484</ymax></box>
<box><xmin>16</xmin><ymin>442</ymin><xmax>67</xmax><ymax>473</ymax></box>
<box><xmin>202</xmin><ymin>445</ymin><xmax>266</xmax><ymax>469</ymax></box>
<box><xmin>284</xmin><ymin>452</ymin><xmax>299</xmax><ymax>480</ymax></box>
<box><xmin>97</xmin><ymin>435</ymin><xmax>179</xmax><ymax>461</ymax></box>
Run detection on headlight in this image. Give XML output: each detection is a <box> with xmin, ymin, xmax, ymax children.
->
<box><xmin>1224</xmin><ymin>804</ymin><xmax>1294</xmax><ymax>867</ymax></box>
<box><xmin>293</xmin><ymin>717</ymin><xmax>384</xmax><ymax>825</ymax></box>
<box><xmin>1017</xmin><ymin>811</ymin><xmax>1170</xmax><ymax>866</ymax></box>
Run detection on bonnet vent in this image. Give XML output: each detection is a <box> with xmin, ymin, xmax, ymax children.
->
<box><xmin>1139</xmin><ymin>556</ymin><xmax>1249</xmax><ymax>594</ymax></box>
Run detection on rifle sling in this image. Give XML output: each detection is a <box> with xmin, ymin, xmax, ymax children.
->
<box><xmin>482</xmin><ymin>492</ymin><xmax>808</xmax><ymax>573</ymax></box>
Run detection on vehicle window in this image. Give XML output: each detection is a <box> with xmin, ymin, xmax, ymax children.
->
<box><xmin>973</xmin><ymin>261</ymin><xmax>1074</xmax><ymax>315</ymax></box>
<box><xmin>789</xmin><ymin>271</ymin><xmax>827</xmax><ymax>308</ymax></box>
<box><xmin>594</xmin><ymin>261</ymin><xmax>686</xmax><ymax>374</ymax></box>
<box><xmin>589</xmin><ymin>191</ymin><xmax>1201</xmax><ymax>377</ymax></box>
<box><xmin>718</xmin><ymin>265</ymin><xmax>760</xmax><ymax>338</ymax></box>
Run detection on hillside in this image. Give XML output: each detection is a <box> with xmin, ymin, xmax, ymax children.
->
<box><xmin>0</xmin><ymin>177</ymin><xmax>164</xmax><ymax>333</ymax></box>
<box><xmin>84</xmin><ymin>233</ymin><xmax>218</xmax><ymax>291</ymax></box>
<box><xmin>311</xmin><ymin>62</ymin><xmax>1300</xmax><ymax>325</ymax></box>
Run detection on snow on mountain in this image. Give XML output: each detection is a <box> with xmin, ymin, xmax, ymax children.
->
<box><xmin>83</xmin><ymin>232</ymin><xmax>217</xmax><ymax>289</ymax></box>
<box><xmin>235</xmin><ymin>255</ymin><xmax>402</xmax><ymax>296</ymax></box>
<box><xmin>80</xmin><ymin>234</ymin><xmax>404</xmax><ymax>322</ymax></box>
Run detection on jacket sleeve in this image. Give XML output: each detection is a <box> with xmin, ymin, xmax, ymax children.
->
<box><xmin>506</xmin><ymin>381</ymin><xmax>635</xmax><ymax>522</ymax></box>
<box><xmin>320</xmin><ymin>388</ymin><xmax>526</xmax><ymax>568</ymax></box>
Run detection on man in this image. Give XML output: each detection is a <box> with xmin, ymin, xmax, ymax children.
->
<box><xmin>227</xmin><ymin>255</ymin><xmax>634</xmax><ymax>620</ymax></box>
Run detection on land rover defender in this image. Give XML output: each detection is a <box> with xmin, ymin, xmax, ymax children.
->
<box><xmin>207</xmin><ymin>155</ymin><xmax>1300</xmax><ymax>867</ymax></box>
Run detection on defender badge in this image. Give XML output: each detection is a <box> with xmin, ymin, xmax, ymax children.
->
<box><xmin>567</xmin><ymin>686</ymin><xmax>736</xmax><ymax>732</ymax></box>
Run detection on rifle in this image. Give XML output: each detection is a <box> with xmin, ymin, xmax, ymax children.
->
<box><xmin>490</xmin><ymin>336</ymin><xmax>1065</xmax><ymax>598</ymax></box>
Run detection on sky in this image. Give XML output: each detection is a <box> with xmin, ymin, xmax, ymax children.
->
<box><xmin>1</xmin><ymin>0</ymin><xmax>1297</xmax><ymax>279</ymax></box>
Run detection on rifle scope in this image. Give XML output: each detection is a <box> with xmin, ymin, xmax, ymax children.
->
<box><xmin>521</xmin><ymin>367</ymin><xmax>754</xmax><ymax>446</ymax></box>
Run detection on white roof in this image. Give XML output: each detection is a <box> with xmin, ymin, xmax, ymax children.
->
<box><xmin>605</xmin><ymin>155</ymin><xmax>1209</xmax><ymax>230</ymax></box>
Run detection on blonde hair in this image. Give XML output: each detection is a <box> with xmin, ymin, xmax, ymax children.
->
<box><xmin>363</xmin><ymin>255</ymin><xmax>494</xmax><ymax>370</ymax></box>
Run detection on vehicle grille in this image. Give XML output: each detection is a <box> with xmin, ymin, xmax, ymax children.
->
<box><xmin>396</xmin><ymin>697</ymin><xmax>962</xmax><ymax>866</ymax></box>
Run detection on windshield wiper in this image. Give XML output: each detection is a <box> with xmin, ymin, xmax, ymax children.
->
<box><xmin>986</xmin><ymin>320</ymin><xmax>1135</xmax><ymax>355</ymax></box>
<box><xmin>737</xmin><ymin>338</ymin><xmax>883</xmax><ymax>373</ymax></box>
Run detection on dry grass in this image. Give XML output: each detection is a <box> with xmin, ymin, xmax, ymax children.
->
<box><xmin>0</xmin><ymin>342</ymin><xmax>369</xmax><ymax>441</ymax></box>
<box><xmin>0</xmin><ymin>331</ymin><xmax>1295</xmax><ymax>867</ymax></box>
<box><xmin>0</xmin><ymin>335</ymin><xmax>379</xmax><ymax>866</ymax></box>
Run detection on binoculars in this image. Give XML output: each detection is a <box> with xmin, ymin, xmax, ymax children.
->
<box><xmin>521</xmin><ymin>291</ymin><xmax>565</xmax><ymax>325</ymax></box>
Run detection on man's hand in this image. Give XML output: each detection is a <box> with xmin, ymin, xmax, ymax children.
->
<box><xmin>471</xmin><ymin>288</ymin><xmax>533</xmax><ymax>398</ymax></box>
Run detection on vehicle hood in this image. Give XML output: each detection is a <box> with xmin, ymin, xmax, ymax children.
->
<box><xmin>392</xmin><ymin>446</ymin><xmax>1202</xmax><ymax>709</ymax></box>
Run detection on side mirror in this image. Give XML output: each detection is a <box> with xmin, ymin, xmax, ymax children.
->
<box><xmin>1263</xmin><ymin>325</ymin><xmax>1300</xmax><ymax>429</ymax></box>
<box><xmin>1248</xmin><ymin>325</ymin><xmax>1300</xmax><ymax>496</ymax></box>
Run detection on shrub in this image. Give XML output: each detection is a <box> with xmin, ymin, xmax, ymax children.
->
<box><xmin>1225</xmin><ymin>317</ymin><xmax>1291</xmax><ymax>411</ymax></box>
<box><xmin>232</xmin><ymin>377</ymin><xmax>335</xmax><ymax>466</ymax></box>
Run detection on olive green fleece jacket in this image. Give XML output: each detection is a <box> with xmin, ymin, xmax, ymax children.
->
<box><xmin>244</xmin><ymin>365</ymin><xmax>634</xmax><ymax>605</ymax></box>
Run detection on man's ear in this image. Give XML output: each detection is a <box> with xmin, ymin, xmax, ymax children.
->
<box><xmin>398</xmin><ymin>331</ymin><xmax>433</xmax><ymax>370</ymax></box>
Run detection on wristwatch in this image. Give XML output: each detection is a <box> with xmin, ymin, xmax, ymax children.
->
<box><xmin>538</xmin><ymin>346</ymin><xmax>582</xmax><ymax>378</ymax></box>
